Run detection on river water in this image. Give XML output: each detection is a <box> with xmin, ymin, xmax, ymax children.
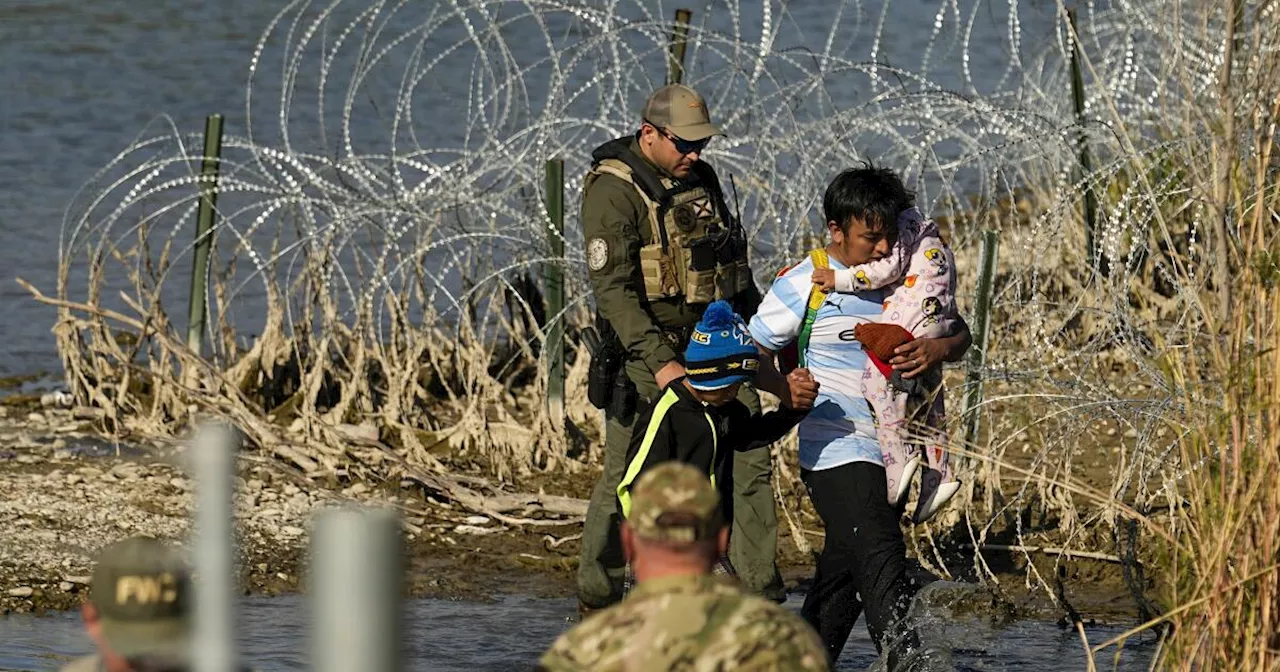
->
<box><xmin>0</xmin><ymin>593</ymin><xmax>1154</xmax><ymax>671</ymax></box>
<box><xmin>0</xmin><ymin>1</ymin><xmax>1153</xmax><ymax>669</ymax></box>
<box><xmin>0</xmin><ymin>0</ymin><xmax>1066</xmax><ymax>378</ymax></box>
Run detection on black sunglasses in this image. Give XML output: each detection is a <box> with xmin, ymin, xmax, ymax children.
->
<box><xmin>645</xmin><ymin>120</ymin><xmax>710</xmax><ymax>155</ymax></box>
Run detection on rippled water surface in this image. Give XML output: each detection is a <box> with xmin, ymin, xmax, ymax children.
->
<box><xmin>0</xmin><ymin>0</ymin><xmax>1061</xmax><ymax>377</ymax></box>
<box><xmin>0</xmin><ymin>3</ymin><xmax>1154</xmax><ymax>670</ymax></box>
<box><xmin>0</xmin><ymin>593</ymin><xmax>1155</xmax><ymax>671</ymax></box>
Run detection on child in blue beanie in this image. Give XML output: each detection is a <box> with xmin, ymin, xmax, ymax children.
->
<box><xmin>616</xmin><ymin>300</ymin><xmax>812</xmax><ymax>584</ymax></box>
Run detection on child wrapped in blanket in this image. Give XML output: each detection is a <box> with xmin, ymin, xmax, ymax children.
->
<box><xmin>811</xmin><ymin>206</ymin><xmax>961</xmax><ymax>523</ymax></box>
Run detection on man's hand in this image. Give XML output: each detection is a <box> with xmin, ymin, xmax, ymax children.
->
<box><xmin>889</xmin><ymin>339</ymin><xmax>950</xmax><ymax>379</ymax></box>
<box><xmin>752</xmin><ymin>342</ymin><xmax>818</xmax><ymax>409</ymax></box>
<box><xmin>810</xmin><ymin>268</ymin><xmax>836</xmax><ymax>293</ymax></box>
<box><xmin>890</xmin><ymin>319</ymin><xmax>971</xmax><ymax>379</ymax></box>
<box><xmin>783</xmin><ymin>367</ymin><xmax>820</xmax><ymax>410</ymax></box>
<box><xmin>654</xmin><ymin>361</ymin><xmax>686</xmax><ymax>391</ymax></box>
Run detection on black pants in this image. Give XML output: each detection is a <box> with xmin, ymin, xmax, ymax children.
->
<box><xmin>801</xmin><ymin>461</ymin><xmax>921</xmax><ymax>668</ymax></box>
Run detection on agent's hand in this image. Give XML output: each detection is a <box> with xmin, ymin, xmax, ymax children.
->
<box><xmin>655</xmin><ymin>361</ymin><xmax>686</xmax><ymax>391</ymax></box>
<box><xmin>810</xmin><ymin>268</ymin><xmax>836</xmax><ymax>292</ymax></box>
<box><xmin>889</xmin><ymin>338</ymin><xmax>949</xmax><ymax>379</ymax></box>
<box><xmin>783</xmin><ymin>367</ymin><xmax>820</xmax><ymax>410</ymax></box>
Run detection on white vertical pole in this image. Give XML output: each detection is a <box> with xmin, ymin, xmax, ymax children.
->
<box><xmin>311</xmin><ymin>506</ymin><xmax>403</xmax><ymax>672</ymax></box>
<box><xmin>192</xmin><ymin>422</ymin><xmax>239</xmax><ymax>672</ymax></box>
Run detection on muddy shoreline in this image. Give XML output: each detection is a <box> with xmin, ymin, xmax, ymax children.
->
<box><xmin>0</xmin><ymin>401</ymin><xmax>585</xmax><ymax>615</ymax></box>
<box><xmin>0</xmin><ymin>398</ymin><xmax>1148</xmax><ymax>626</ymax></box>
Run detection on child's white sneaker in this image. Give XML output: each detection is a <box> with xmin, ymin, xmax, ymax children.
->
<box><xmin>888</xmin><ymin>455</ymin><xmax>921</xmax><ymax>508</ymax></box>
<box><xmin>914</xmin><ymin>470</ymin><xmax>960</xmax><ymax>523</ymax></box>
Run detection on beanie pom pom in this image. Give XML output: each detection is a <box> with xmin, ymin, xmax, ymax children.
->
<box><xmin>700</xmin><ymin>300</ymin><xmax>737</xmax><ymax>331</ymax></box>
<box><xmin>685</xmin><ymin>300</ymin><xmax>758</xmax><ymax>390</ymax></box>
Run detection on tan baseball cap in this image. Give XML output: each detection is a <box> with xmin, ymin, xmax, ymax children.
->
<box><xmin>628</xmin><ymin>462</ymin><xmax>724</xmax><ymax>543</ymax></box>
<box><xmin>641</xmin><ymin>84</ymin><xmax>722</xmax><ymax>141</ymax></box>
<box><xmin>90</xmin><ymin>536</ymin><xmax>191</xmax><ymax>661</ymax></box>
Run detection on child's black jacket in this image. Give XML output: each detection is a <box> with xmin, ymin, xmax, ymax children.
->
<box><xmin>617</xmin><ymin>378</ymin><xmax>805</xmax><ymax>521</ymax></box>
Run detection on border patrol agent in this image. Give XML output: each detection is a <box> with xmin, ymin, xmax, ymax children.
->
<box><xmin>539</xmin><ymin>463</ymin><xmax>830</xmax><ymax>672</ymax></box>
<box><xmin>579</xmin><ymin>84</ymin><xmax>815</xmax><ymax>611</ymax></box>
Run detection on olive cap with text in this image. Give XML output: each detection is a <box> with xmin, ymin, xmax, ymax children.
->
<box><xmin>89</xmin><ymin>536</ymin><xmax>191</xmax><ymax>660</ymax></box>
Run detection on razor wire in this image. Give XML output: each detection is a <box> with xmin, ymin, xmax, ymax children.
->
<box><xmin>55</xmin><ymin>0</ymin><xmax>1264</xmax><ymax>513</ymax></box>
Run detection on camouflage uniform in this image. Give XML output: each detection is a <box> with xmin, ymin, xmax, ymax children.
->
<box><xmin>542</xmin><ymin>463</ymin><xmax>828</xmax><ymax>672</ymax></box>
<box><xmin>542</xmin><ymin>573</ymin><xmax>830</xmax><ymax>672</ymax></box>
<box><xmin>579</xmin><ymin>84</ymin><xmax>781</xmax><ymax>607</ymax></box>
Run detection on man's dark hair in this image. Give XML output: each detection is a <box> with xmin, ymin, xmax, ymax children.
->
<box><xmin>822</xmin><ymin>163</ymin><xmax>915</xmax><ymax>236</ymax></box>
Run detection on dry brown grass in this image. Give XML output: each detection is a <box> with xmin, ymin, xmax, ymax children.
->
<box><xmin>923</xmin><ymin>2</ymin><xmax>1280</xmax><ymax>666</ymax></box>
<box><xmin>17</xmin><ymin>3</ymin><xmax>1280</xmax><ymax>665</ymax></box>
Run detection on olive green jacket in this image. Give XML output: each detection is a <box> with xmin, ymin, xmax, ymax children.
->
<box><xmin>581</xmin><ymin>138</ymin><xmax>761</xmax><ymax>377</ymax></box>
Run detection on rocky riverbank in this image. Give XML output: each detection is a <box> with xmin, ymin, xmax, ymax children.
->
<box><xmin>0</xmin><ymin>401</ymin><xmax>588</xmax><ymax>615</ymax></box>
<box><xmin>0</xmin><ymin>396</ymin><xmax>1150</xmax><ymax>625</ymax></box>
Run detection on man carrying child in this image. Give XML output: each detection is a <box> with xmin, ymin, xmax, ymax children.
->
<box><xmin>749</xmin><ymin>165</ymin><xmax>972</xmax><ymax>668</ymax></box>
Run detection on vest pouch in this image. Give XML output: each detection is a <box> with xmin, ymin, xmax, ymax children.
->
<box><xmin>683</xmin><ymin>236</ymin><xmax>718</xmax><ymax>305</ymax></box>
<box><xmin>639</xmin><ymin>243</ymin><xmax>681</xmax><ymax>299</ymax></box>
<box><xmin>714</xmin><ymin>260</ymin><xmax>752</xmax><ymax>299</ymax></box>
<box><xmin>714</xmin><ymin>228</ymin><xmax>753</xmax><ymax>298</ymax></box>
<box><xmin>735</xmin><ymin>259</ymin><xmax>754</xmax><ymax>294</ymax></box>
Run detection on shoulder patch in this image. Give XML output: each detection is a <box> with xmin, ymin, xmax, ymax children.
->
<box><xmin>587</xmin><ymin>237</ymin><xmax>610</xmax><ymax>271</ymax></box>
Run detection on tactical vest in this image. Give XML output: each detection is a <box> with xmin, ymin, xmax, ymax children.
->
<box><xmin>584</xmin><ymin>137</ymin><xmax>753</xmax><ymax>305</ymax></box>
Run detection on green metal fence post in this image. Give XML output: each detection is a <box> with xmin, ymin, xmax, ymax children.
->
<box><xmin>187</xmin><ymin>114</ymin><xmax>224</xmax><ymax>355</ymax></box>
<box><xmin>962</xmin><ymin>230</ymin><xmax>1000</xmax><ymax>457</ymax></box>
<box><xmin>667</xmin><ymin>9</ymin><xmax>693</xmax><ymax>85</ymax></box>
<box><xmin>545</xmin><ymin>158</ymin><xmax>566</xmax><ymax>428</ymax></box>
<box><xmin>1068</xmin><ymin>8</ymin><xmax>1104</xmax><ymax>276</ymax></box>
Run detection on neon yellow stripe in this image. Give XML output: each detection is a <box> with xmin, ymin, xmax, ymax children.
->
<box><xmin>617</xmin><ymin>388</ymin><xmax>680</xmax><ymax>519</ymax></box>
<box><xmin>704</xmin><ymin>411</ymin><xmax>717</xmax><ymax>492</ymax></box>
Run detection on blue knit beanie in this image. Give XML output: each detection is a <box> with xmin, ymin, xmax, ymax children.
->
<box><xmin>684</xmin><ymin>301</ymin><xmax>760</xmax><ymax>390</ymax></box>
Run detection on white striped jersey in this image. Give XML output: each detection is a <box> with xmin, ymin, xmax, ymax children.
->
<box><xmin>748</xmin><ymin>254</ymin><xmax>885</xmax><ymax>471</ymax></box>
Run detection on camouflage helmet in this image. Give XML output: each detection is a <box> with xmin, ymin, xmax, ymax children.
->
<box><xmin>627</xmin><ymin>462</ymin><xmax>724</xmax><ymax>543</ymax></box>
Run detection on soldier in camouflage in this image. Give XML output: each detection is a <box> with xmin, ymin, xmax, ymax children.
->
<box><xmin>578</xmin><ymin>82</ymin><xmax>819</xmax><ymax>611</ymax></box>
<box><xmin>539</xmin><ymin>462</ymin><xmax>830</xmax><ymax>672</ymax></box>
